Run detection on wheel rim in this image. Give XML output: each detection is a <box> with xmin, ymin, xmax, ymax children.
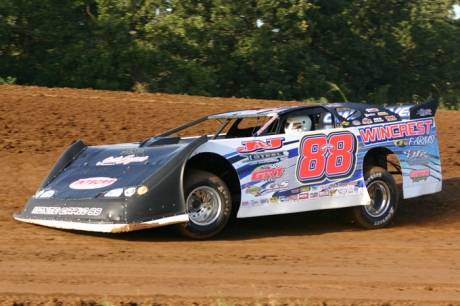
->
<box><xmin>365</xmin><ymin>181</ymin><xmax>391</xmax><ymax>217</ymax></box>
<box><xmin>186</xmin><ymin>186</ymin><xmax>222</xmax><ymax>226</ymax></box>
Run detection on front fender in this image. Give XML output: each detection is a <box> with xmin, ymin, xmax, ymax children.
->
<box><xmin>125</xmin><ymin>135</ymin><xmax>208</xmax><ymax>222</ymax></box>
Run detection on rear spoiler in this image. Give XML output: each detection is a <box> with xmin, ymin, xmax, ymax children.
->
<box><xmin>409</xmin><ymin>99</ymin><xmax>438</xmax><ymax>119</ymax></box>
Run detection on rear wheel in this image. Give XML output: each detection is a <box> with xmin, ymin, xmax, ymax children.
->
<box><xmin>175</xmin><ymin>170</ymin><xmax>231</xmax><ymax>239</ymax></box>
<box><xmin>351</xmin><ymin>166</ymin><xmax>398</xmax><ymax>229</ymax></box>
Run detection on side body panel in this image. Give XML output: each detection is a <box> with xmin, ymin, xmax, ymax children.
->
<box><xmin>357</xmin><ymin>117</ymin><xmax>442</xmax><ymax>198</ymax></box>
<box><xmin>193</xmin><ymin>115</ymin><xmax>442</xmax><ymax>218</ymax></box>
<box><xmin>194</xmin><ymin>128</ymin><xmax>371</xmax><ymax>219</ymax></box>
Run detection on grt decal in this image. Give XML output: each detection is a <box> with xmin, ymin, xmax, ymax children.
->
<box><xmin>297</xmin><ymin>132</ymin><xmax>357</xmax><ymax>184</ymax></box>
<box><xmin>251</xmin><ymin>165</ymin><xmax>285</xmax><ymax>181</ymax></box>
<box><xmin>359</xmin><ymin>118</ymin><xmax>433</xmax><ymax>145</ymax></box>
<box><xmin>237</xmin><ymin>137</ymin><xmax>284</xmax><ymax>153</ymax></box>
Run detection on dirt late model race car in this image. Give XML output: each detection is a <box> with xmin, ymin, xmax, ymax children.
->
<box><xmin>14</xmin><ymin>99</ymin><xmax>442</xmax><ymax>239</ymax></box>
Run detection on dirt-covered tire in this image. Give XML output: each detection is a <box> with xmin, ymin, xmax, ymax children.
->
<box><xmin>351</xmin><ymin>166</ymin><xmax>398</xmax><ymax>229</ymax></box>
<box><xmin>175</xmin><ymin>170</ymin><xmax>232</xmax><ymax>239</ymax></box>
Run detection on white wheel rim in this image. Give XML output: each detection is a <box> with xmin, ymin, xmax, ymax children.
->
<box><xmin>186</xmin><ymin>186</ymin><xmax>222</xmax><ymax>226</ymax></box>
<box><xmin>365</xmin><ymin>181</ymin><xmax>391</xmax><ymax>217</ymax></box>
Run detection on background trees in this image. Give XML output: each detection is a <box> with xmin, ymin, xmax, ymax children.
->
<box><xmin>0</xmin><ymin>0</ymin><xmax>459</xmax><ymax>107</ymax></box>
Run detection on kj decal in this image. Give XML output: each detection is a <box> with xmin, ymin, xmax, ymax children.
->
<box><xmin>237</xmin><ymin>138</ymin><xmax>284</xmax><ymax>153</ymax></box>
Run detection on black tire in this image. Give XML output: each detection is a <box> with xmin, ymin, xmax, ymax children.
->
<box><xmin>351</xmin><ymin>166</ymin><xmax>398</xmax><ymax>229</ymax></box>
<box><xmin>175</xmin><ymin>170</ymin><xmax>232</xmax><ymax>239</ymax></box>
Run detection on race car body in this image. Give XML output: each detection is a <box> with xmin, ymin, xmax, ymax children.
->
<box><xmin>14</xmin><ymin>99</ymin><xmax>442</xmax><ymax>238</ymax></box>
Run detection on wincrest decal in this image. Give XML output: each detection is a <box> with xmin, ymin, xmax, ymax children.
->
<box><xmin>358</xmin><ymin>118</ymin><xmax>433</xmax><ymax>145</ymax></box>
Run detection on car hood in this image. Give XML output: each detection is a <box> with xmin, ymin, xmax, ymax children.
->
<box><xmin>43</xmin><ymin>142</ymin><xmax>187</xmax><ymax>199</ymax></box>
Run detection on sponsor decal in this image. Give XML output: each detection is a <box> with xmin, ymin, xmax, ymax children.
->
<box><xmin>289</xmin><ymin>194</ymin><xmax>299</xmax><ymax>201</ymax></box>
<box><xmin>408</xmin><ymin>135</ymin><xmax>435</xmax><ymax>146</ymax></box>
<box><xmin>270</xmin><ymin>197</ymin><xmax>279</xmax><ymax>203</ymax></box>
<box><xmin>352</xmin><ymin>120</ymin><xmax>361</xmax><ymax>126</ymax></box>
<box><xmin>366</xmin><ymin>108</ymin><xmax>379</xmax><ymax>112</ymax></box>
<box><xmin>359</xmin><ymin>118</ymin><xmax>433</xmax><ymax>145</ymax></box>
<box><xmin>245</xmin><ymin>184</ymin><xmax>262</xmax><ymax>196</ymax></box>
<box><xmin>96</xmin><ymin>155</ymin><xmax>148</xmax><ymax>166</ymax></box>
<box><xmin>300</xmin><ymin>187</ymin><xmax>310</xmax><ymax>192</ymax></box>
<box><xmin>241</xmin><ymin>151</ymin><xmax>288</xmax><ymax>164</ymax></box>
<box><xmin>265</xmin><ymin>180</ymin><xmax>290</xmax><ymax>192</ymax></box>
<box><xmin>291</xmin><ymin>188</ymin><xmax>300</xmax><ymax>194</ymax></box>
<box><xmin>322</xmin><ymin>106</ymin><xmax>409</xmax><ymax>125</ymax></box>
<box><xmin>373</xmin><ymin>117</ymin><xmax>384</xmax><ymax>123</ymax></box>
<box><xmin>394</xmin><ymin>139</ymin><xmax>408</xmax><ymax>147</ymax></box>
<box><xmin>364</xmin><ymin>113</ymin><xmax>376</xmax><ymax>117</ymax></box>
<box><xmin>416</xmin><ymin>109</ymin><xmax>432</xmax><ymax>117</ymax></box>
<box><xmin>319</xmin><ymin>190</ymin><xmax>329</xmax><ymax>197</ymax></box>
<box><xmin>341</xmin><ymin>121</ymin><xmax>350</xmax><ymax>126</ymax></box>
<box><xmin>338</xmin><ymin>188</ymin><xmax>348</xmax><ymax>195</ymax></box>
<box><xmin>310</xmin><ymin>192</ymin><xmax>319</xmax><ymax>199</ymax></box>
<box><xmin>251</xmin><ymin>165</ymin><xmax>285</xmax><ymax>181</ymax></box>
<box><xmin>242</xmin><ymin>201</ymin><xmax>250</xmax><ymax>206</ymax></box>
<box><xmin>409</xmin><ymin>169</ymin><xmax>430</xmax><ymax>182</ymax></box>
<box><xmin>378</xmin><ymin>112</ymin><xmax>388</xmax><ymax>116</ymax></box>
<box><xmin>385</xmin><ymin>115</ymin><xmax>397</xmax><ymax>122</ymax></box>
<box><xmin>120</xmin><ymin>149</ymin><xmax>145</xmax><ymax>156</ymax></box>
<box><xmin>403</xmin><ymin>150</ymin><xmax>431</xmax><ymax>165</ymax></box>
<box><xmin>251</xmin><ymin>200</ymin><xmax>260</xmax><ymax>206</ymax></box>
<box><xmin>299</xmin><ymin>193</ymin><xmax>309</xmax><ymax>200</ymax></box>
<box><xmin>31</xmin><ymin>206</ymin><xmax>102</xmax><ymax>216</ymax></box>
<box><xmin>362</xmin><ymin>118</ymin><xmax>372</xmax><ymax>124</ymax></box>
<box><xmin>279</xmin><ymin>196</ymin><xmax>290</xmax><ymax>202</ymax></box>
<box><xmin>237</xmin><ymin>138</ymin><xmax>284</xmax><ymax>153</ymax></box>
<box><xmin>260</xmin><ymin>198</ymin><xmax>269</xmax><ymax>204</ymax></box>
<box><xmin>69</xmin><ymin>177</ymin><xmax>117</xmax><ymax>190</ymax></box>
<box><xmin>329</xmin><ymin>189</ymin><xmax>338</xmax><ymax>196</ymax></box>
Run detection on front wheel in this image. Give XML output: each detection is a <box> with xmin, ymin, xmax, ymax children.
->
<box><xmin>351</xmin><ymin>166</ymin><xmax>398</xmax><ymax>229</ymax></box>
<box><xmin>174</xmin><ymin>170</ymin><xmax>231</xmax><ymax>239</ymax></box>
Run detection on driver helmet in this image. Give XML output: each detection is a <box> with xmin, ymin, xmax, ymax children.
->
<box><xmin>285</xmin><ymin>116</ymin><xmax>312</xmax><ymax>134</ymax></box>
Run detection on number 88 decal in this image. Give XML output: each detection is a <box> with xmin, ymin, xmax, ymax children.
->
<box><xmin>296</xmin><ymin>131</ymin><xmax>357</xmax><ymax>183</ymax></box>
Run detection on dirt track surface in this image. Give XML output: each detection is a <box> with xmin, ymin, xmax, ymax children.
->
<box><xmin>1</xmin><ymin>85</ymin><xmax>460</xmax><ymax>306</ymax></box>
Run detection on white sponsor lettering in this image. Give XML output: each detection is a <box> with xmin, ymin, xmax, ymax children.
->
<box><xmin>32</xmin><ymin>206</ymin><xmax>103</xmax><ymax>216</ymax></box>
<box><xmin>96</xmin><ymin>155</ymin><xmax>148</xmax><ymax>166</ymax></box>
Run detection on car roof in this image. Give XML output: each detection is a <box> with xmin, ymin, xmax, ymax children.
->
<box><xmin>208</xmin><ymin>102</ymin><xmax>403</xmax><ymax>123</ymax></box>
<box><xmin>208</xmin><ymin>105</ymin><xmax>318</xmax><ymax>119</ymax></box>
